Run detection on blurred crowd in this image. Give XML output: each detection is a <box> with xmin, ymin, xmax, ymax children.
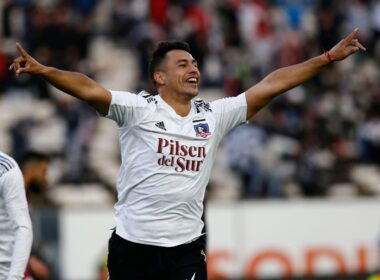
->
<box><xmin>1</xmin><ymin>0</ymin><xmax>380</xmax><ymax>203</ymax></box>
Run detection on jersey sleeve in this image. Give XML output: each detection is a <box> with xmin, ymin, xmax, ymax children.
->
<box><xmin>105</xmin><ymin>90</ymin><xmax>152</xmax><ymax>127</ymax></box>
<box><xmin>1</xmin><ymin>167</ymin><xmax>33</xmax><ymax>279</ymax></box>
<box><xmin>1</xmin><ymin>167</ymin><xmax>28</xmax><ymax>210</ymax></box>
<box><xmin>210</xmin><ymin>92</ymin><xmax>247</xmax><ymax>138</ymax></box>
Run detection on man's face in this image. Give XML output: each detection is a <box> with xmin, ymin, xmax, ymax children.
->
<box><xmin>156</xmin><ymin>50</ymin><xmax>201</xmax><ymax>98</ymax></box>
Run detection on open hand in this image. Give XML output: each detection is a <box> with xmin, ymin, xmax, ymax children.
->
<box><xmin>9</xmin><ymin>43</ymin><xmax>44</xmax><ymax>77</ymax></box>
<box><xmin>328</xmin><ymin>28</ymin><xmax>366</xmax><ymax>61</ymax></box>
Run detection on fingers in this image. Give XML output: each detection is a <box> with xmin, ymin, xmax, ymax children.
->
<box><xmin>344</xmin><ymin>28</ymin><xmax>366</xmax><ymax>52</ymax></box>
<box><xmin>9</xmin><ymin>43</ymin><xmax>30</xmax><ymax>77</ymax></box>
<box><xmin>349</xmin><ymin>47</ymin><xmax>360</xmax><ymax>55</ymax></box>
<box><xmin>10</xmin><ymin>58</ymin><xmax>21</xmax><ymax>73</ymax></box>
<box><xmin>16</xmin><ymin>42</ymin><xmax>28</xmax><ymax>57</ymax></box>
<box><xmin>351</xmin><ymin>39</ymin><xmax>366</xmax><ymax>51</ymax></box>
<box><xmin>9</xmin><ymin>57</ymin><xmax>26</xmax><ymax>76</ymax></box>
<box><xmin>347</xmin><ymin>27</ymin><xmax>359</xmax><ymax>41</ymax></box>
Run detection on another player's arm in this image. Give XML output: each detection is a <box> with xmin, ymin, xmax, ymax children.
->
<box><xmin>9</xmin><ymin>43</ymin><xmax>111</xmax><ymax>115</ymax></box>
<box><xmin>245</xmin><ymin>28</ymin><xmax>366</xmax><ymax>120</ymax></box>
<box><xmin>2</xmin><ymin>169</ymin><xmax>33</xmax><ymax>280</ymax></box>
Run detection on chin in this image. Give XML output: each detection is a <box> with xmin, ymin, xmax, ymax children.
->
<box><xmin>187</xmin><ymin>91</ymin><xmax>199</xmax><ymax>99</ymax></box>
<box><xmin>189</xmin><ymin>87</ymin><xmax>199</xmax><ymax>96</ymax></box>
<box><xmin>179</xmin><ymin>85</ymin><xmax>199</xmax><ymax>99</ymax></box>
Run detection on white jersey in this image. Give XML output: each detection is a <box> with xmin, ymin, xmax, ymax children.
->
<box><xmin>105</xmin><ymin>91</ymin><xmax>247</xmax><ymax>247</ymax></box>
<box><xmin>0</xmin><ymin>152</ymin><xmax>33</xmax><ymax>280</ymax></box>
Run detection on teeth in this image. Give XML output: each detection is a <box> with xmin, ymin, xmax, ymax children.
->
<box><xmin>188</xmin><ymin>78</ymin><xmax>197</xmax><ymax>83</ymax></box>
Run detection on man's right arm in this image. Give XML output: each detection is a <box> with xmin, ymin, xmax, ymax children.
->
<box><xmin>9</xmin><ymin>43</ymin><xmax>111</xmax><ymax>115</ymax></box>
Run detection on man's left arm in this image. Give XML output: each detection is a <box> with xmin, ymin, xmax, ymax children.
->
<box><xmin>245</xmin><ymin>28</ymin><xmax>366</xmax><ymax>120</ymax></box>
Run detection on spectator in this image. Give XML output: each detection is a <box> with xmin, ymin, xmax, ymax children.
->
<box><xmin>20</xmin><ymin>152</ymin><xmax>51</xmax><ymax>280</ymax></box>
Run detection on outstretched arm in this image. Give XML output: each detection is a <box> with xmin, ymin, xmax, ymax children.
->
<box><xmin>245</xmin><ymin>28</ymin><xmax>366</xmax><ymax>119</ymax></box>
<box><xmin>9</xmin><ymin>43</ymin><xmax>111</xmax><ymax>115</ymax></box>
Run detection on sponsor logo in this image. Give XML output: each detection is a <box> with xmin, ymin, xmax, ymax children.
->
<box><xmin>157</xmin><ymin>138</ymin><xmax>206</xmax><ymax>172</ymax></box>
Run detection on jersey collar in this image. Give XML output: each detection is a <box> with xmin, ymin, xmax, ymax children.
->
<box><xmin>156</xmin><ymin>95</ymin><xmax>195</xmax><ymax>121</ymax></box>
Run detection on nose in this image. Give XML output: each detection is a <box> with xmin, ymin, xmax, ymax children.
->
<box><xmin>189</xmin><ymin>64</ymin><xmax>199</xmax><ymax>74</ymax></box>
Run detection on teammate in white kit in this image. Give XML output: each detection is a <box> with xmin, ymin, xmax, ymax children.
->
<box><xmin>10</xmin><ymin>28</ymin><xmax>365</xmax><ymax>279</ymax></box>
<box><xmin>0</xmin><ymin>152</ymin><xmax>33</xmax><ymax>280</ymax></box>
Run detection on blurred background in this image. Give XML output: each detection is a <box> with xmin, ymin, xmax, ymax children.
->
<box><xmin>0</xmin><ymin>0</ymin><xmax>380</xmax><ymax>279</ymax></box>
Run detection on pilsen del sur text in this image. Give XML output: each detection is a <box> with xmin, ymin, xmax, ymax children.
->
<box><xmin>156</xmin><ymin>138</ymin><xmax>206</xmax><ymax>172</ymax></box>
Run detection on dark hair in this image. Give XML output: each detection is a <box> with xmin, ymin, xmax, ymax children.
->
<box><xmin>148</xmin><ymin>41</ymin><xmax>191</xmax><ymax>84</ymax></box>
<box><xmin>20</xmin><ymin>151</ymin><xmax>49</xmax><ymax>167</ymax></box>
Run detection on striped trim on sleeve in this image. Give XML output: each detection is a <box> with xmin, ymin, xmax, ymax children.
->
<box><xmin>0</xmin><ymin>155</ymin><xmax>16</xmax><ymax>177</ymax></box>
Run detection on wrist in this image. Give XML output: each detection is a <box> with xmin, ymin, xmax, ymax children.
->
<box><xmin>323</xmin><ymin>51</ymin><xmax>334</xmax><ymax>64</ymax></box>
<box><xmin>38</xmin><ymin>65</ymin><xmax>52</xmax><ymax>76</ymax></box>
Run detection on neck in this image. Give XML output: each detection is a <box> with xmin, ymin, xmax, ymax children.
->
<box><xmin>159</xmin><ymin>90</ymin><xmax>192</xmax><ymax>117</ymax></box>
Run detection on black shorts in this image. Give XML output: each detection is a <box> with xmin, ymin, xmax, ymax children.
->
<box><xmin>107</xmin><ymin>231</ymin><xmax>207</xmax><ymax>280</ymax></box>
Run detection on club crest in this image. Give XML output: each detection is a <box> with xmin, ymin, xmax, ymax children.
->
<box><xmin>194</xmin><ymin>123</ymin><xmax>211</xmax><ymax>138</ymax></box>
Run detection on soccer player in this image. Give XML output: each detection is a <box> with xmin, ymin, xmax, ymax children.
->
<box><xmin>0</xmin><ymin>151</ymin><xmax>33</xmax><ymax>280</ymax></box>
<box><xmin>10</xmin><ymin>28</ymin><xmax>365</xmax><ymax>280</ymax></box>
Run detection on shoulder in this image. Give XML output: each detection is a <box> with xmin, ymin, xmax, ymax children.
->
<box><xmin>0</xmin><ymin>152</ymin><xmax>17</xmax><ymax>178</ymax></box>
<box><xmin>209</xmin><ymin>93</ymin><xmax>247</xmax><ymax>112</ymax></box>
<box><xmin>138</xmin><ymin>91</ymin><xmax>158</xmax><ymax>105</ymax></box>
<box><xmin>109</xmin><ymin>90</ymin><xmax>157</xmax><ymax>107</ymax></box>
<box><xmin>193</xmin><ymin>98</ymin><xmax>213</xmax><ymax>113</ymax></box>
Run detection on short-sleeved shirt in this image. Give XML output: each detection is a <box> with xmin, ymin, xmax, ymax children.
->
<box><xmin>105</xmin><ymin>91</ymin><xmax>247</xmax><ymax>247</ymax></box>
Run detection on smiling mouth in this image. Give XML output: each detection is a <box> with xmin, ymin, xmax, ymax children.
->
<box><xmin>186</xmin><ymin>78</ymin><xmax>199</xmax><ymax>86</ymax></box>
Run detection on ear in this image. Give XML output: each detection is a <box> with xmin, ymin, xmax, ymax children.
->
<box><xmin>153</xmin><ymin>72</ymin><xmax>166</xmax><ymax>86</ymax></box>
